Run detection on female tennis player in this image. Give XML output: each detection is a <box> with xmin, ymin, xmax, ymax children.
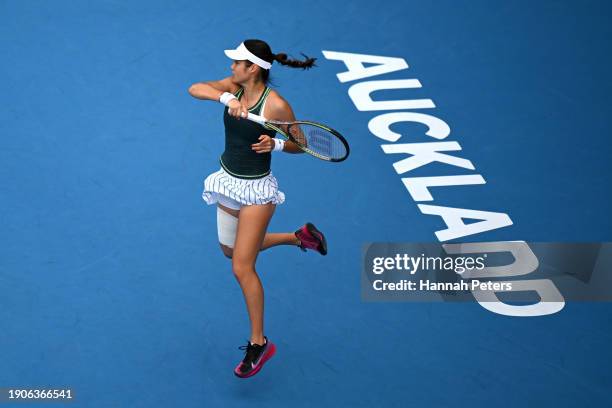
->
<box><xmin>188</xmin><ymin>39</ymin><xmax>327</xmax><ymax>378</ymax></box>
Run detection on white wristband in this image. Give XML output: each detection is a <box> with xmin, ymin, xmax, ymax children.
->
<box><xmin>219</xmin><ymin>92</ymin><xmax>237</xmax><ymax>106</ymax></box>
<box><xmin>272</xmin><ymin>138</ymin><xmax>285</xmax><ymax>152</ymax></box>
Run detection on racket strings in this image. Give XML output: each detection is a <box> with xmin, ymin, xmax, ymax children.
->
<box><xmin>287</xmin><ymin>124</ymin><xmax>347</xmax><ymax>160</ymax></box>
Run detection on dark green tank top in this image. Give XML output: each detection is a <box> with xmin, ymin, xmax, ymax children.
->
<box><xmin>220</xmin><ymin>86</ymin><xmax>276</xmax><ymax>179</ymax></box>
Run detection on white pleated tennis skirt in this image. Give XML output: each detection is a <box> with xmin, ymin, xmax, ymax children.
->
<box><xmin>202</xmin><ymin>167</ymin><xmax>285</xmax><ymax>210</ymax></box>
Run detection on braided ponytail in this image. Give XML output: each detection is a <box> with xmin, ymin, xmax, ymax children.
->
<box><xmin>242</xmin><ymin>39</ymin><xmax>317</xmax><ymax>85</ymax></box>
<box><xmin>273</xmin><ymin>52</ymin><xmax>317</xmax><ymax>70</ymax></box>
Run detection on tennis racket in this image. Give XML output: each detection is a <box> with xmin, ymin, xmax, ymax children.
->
<box><xmin>244</xmin><ymin>112</ymin><xmax>350</xmax><ymax>162</ymax></box>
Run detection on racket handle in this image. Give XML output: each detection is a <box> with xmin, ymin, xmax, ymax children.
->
<box><xmin>242</xmin><ymin>112</ymin><xmax>266</xmax><ymax>125</ymax></box>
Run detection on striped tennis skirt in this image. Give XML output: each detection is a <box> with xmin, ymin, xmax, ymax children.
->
<box><xmin>202</xmin><ymin>167</ymin><xmax>285</xmax><ymax>210</ymax></box>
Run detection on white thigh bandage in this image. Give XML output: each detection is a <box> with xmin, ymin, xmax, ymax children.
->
<box><xmin>217</xmin><ymin>207</ymin><xmax>238</xmax><ymax>248</ymax></box>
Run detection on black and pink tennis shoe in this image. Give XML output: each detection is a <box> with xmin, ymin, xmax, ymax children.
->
<box><xmin>234</xmin><ymin>337</ymin><xmax>276</xmax><ymax>378</ymax></box>
<box><xmin>295</xmin><ymin>222</ymin><xmax>327</xmax><ymax>255</ymax></box>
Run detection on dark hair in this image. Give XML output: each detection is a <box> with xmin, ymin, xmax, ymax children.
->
<box><xmin>242</xmin><ymin>39</ymin><xmax>317</xmax><ymax>85</ymax></box>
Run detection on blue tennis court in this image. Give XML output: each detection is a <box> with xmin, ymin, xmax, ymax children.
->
<box><xmin>1</xmin><ymin>0</ymin><xmax>611</xmax><ymax>406</ymax></box>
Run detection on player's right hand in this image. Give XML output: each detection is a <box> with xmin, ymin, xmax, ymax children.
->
<box><xmin>227</xmin><ymin>99</ymin><xmax>248</xmax><ymax>120</ymax></box>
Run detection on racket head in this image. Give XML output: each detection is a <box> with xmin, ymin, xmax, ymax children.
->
<box><xmin>265</xmin><ymin>120</ymin><xmax>350</xmax><ymax>162</ymax></box>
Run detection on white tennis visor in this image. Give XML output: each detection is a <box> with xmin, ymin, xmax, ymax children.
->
<box><xmin>224</xmin><ymin>42</ymin><xmax>272</xmax><ymax>70</ymax></box>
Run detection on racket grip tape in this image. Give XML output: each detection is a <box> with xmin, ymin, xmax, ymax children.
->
<box><xmin>243</xmin><ymin>112</ymin><xmax>266</xmax><ymax>125</ymax></box>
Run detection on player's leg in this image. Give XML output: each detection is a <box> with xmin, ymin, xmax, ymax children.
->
<box><xmin>231</xmin><ymin>202</ymin><xmax>277</xmax><ymax>378</ymax></box>
<box><xmin>232</xmin><ymin>202</ymin><xmax>275</xmax><ymax>345</ymax></box>
<box><xmin>216</xmin><ymin>199</ymin><xmax>327</xmax><ymax>257</ymax></box>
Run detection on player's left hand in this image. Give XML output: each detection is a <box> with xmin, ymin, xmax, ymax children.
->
<box><xmin>251</xmin><ymin>135</ymin><xmax>274</xmax><ymax>153</ymax></box>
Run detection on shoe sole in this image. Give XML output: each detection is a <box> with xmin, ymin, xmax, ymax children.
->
<box><xmin>234</xmin><ymin>343</ymin><xmax>276</xmax><ymax>378</ymax></box>
<box><xmin>305</xmin><ymin>222</ymin><xmax>327</xmax><ymax>256</ymax></box>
